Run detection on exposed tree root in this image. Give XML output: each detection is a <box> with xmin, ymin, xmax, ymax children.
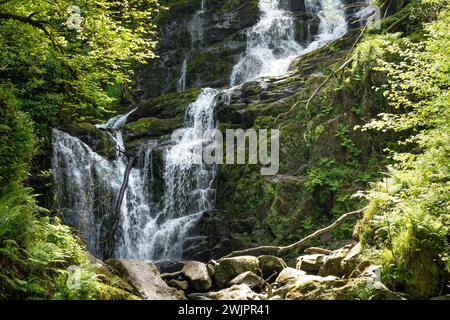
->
<box><xmin>223</xmin><ymin>207</ymin><xmax>367</xmax><ymax>259</ymax></box>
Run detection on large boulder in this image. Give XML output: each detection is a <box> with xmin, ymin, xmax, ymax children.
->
<box><xmin>182</xmin><ymin>261</ymin><xmax>212</xmax><ymax>292</ymax></box>
<box><xmin>318</xmin><ymin>246</ymin><xmax>352</xmax><ymax>277</ymax></box>
<box><xmin>274</xmin><ymin>270</ymin><xmax>337</xmax><ymax>299</ymax></box>
<box><xmin>229</xmin><ymin>271</ymin><xmax>265</xmax><ymax>290</ymax></box>
<box><xmin>258</xmin><ymin>255</ymin><xmax>287</xmax><ymax>280</ymax></box>
<box><xmin>285</xmin><ymin>276</ymin><xmax>405</xmax><ymax>300</ymax></box>
<box><xmin>106</xmin><ymin>259</ymin><xmax>185</xmax><ymax>300</ymax></box>
<box><xmin>341</xmin><ymin>242</ymin><xmax>363</xmax><ymax>277</ymax></box>
<box><xmin>211</xmin><ymin>256</ymin><xmax>260</xmax><ymax>289</ymax></box>
<box><xmin>296</xmin><ymin>254</ymin><xmax>328</xmax><ymax>273</ymax></box>
<box><xmin>200</xmin><ymin>284</ymin><xmax>263</xmax><ymax>300</ymax></box>
<box><xmin>275</xmin><ymin>267</ymin><xmax>307</xmax><ymax>287</ymax></box>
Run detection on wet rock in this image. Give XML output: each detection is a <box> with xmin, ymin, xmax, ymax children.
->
<box><xmin>133</xmin><ymin>0</ymin><xmax>259</xmax><ymax>98</ymax></box>
<box><xmin>59</xmin><ymin>122</ymin><xmax>117</xmax><ymax>159</ymax></box>
<box><xmin>212</xmin><ymin>256</ymin><xmax>260</xmax><ymax>289</ymax></box>
<box><xmin>258</xmin><ymin>255</ymin><xmax>287</xmax><ymax>280</ymax></box>
<box><xmin>127</xmin><ymin>88</ymin><xmax>201</xmax><ymax>124</ymax></box>
<box><xmin>106</xmin><ymin>259</ymin><xmax>185</xmax><ymax>300</ymax></box>
<box><xmin>296</xmin><ymin>254</ymin><xmax>328</xmax><ymax>273</ymax></box>
<box><xmin>182</xmin><ymin>261</ymin><xmax>212</xmax><ymax>292</ymax></box>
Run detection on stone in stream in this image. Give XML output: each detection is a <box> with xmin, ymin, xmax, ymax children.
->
<box><xmin>211</xmin><ymin>256</ymin><xmax>260</xmax><ymax>289</ymax></box>
<box><xmin>106</xmin><ymin>259</ymin><xmax>185</xmax><ymax>300</ymax></box>
<box><xmin>273</xmin><ymin>268</ymin><xmax>337</xmax><ymax>299</ymax></box>
<box><xmin>285</xmin><ymin>276</ymin><xmax>405</xmax><ymax>300</ymax></box>
<box><xmin>181</xmin><ymin>261</ymin><xmax>212</xmax><ymax>292</ymax></box>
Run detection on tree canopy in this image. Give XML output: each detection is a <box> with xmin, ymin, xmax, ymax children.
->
<box><xmin>0</xmin><ymin>0</ymin><xmax>160</xmax><ymax>123</ymax></box>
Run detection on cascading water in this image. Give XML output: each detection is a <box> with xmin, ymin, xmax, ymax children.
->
<box><xmin>52</xmin><ymin>0</ymin><xmax>357</xmax><ymax>261</ymax></box>
<box><xmin>189</xmin><ymin>0</ymin><xmax>206</xmax><ymax>49</ymax></box>
<box><xmin>52</xmin><ymin>110</ymin><xmax>159</xmax><ymax>259</ymax></box>
<box><xmin>230</xmin><ymin>0</ymin><xmax>303</xmax><ymax>85</ymax></box>
<box><xmin>143</xmin><ymin>88</ymin><xmax>219</xmax><ymax>259</ymax></box>
<box><xmin>176</xmin><ymin>0</ymin><xmax>206</xmax><ymax>93</ymax></box>
<box><xmin>177</xmin><ymin>59</ymin><xmax>187</xmax><ymax>93</ymax></box>
<box><xmin>302</xmin><ymin>0</ymin><xmax>348</xmax><ymax>53</ymax></box>
<box><xmin>230</xmin><ymin>0</ymin><xmax>348</xmax><ymax>85</ymax></box>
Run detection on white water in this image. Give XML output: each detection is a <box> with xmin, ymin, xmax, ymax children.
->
<box><xmin>177</xmin><ymin>58</ymin><xmax>187</xmax><ymax>93</ymax></box>
<box><xmin>230</xmin><ymin>0</ymin><xmax>303</xmax><ymax>85</ymax></box>
<box><xmin>230</xmin><ymin>0</ymin><xmax>348</xmax><ymax>85</ymax></box>
<box><xmin>302</xmin><ymin>0</ymin><xmax>348</xmax><ymax>53</ymax></box>
<box><xmin>143</xmin><ymin>88</ymin><xmax>219</xmax><ymax>259</ymax></box>
<box><xmin>176</xmin><ymin>0</ymin><xmax>206</xmax><ymax>93</ymax></box>
<box><xmin>52</xmin><ymin>0</ymin><xmax>356</xmax><ymax>261</ymax></box>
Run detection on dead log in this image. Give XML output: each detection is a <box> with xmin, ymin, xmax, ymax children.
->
<box><xmin>103</xmin><ymin>156</ymin><xmax>136</xmax><ymax>257</ymax></box>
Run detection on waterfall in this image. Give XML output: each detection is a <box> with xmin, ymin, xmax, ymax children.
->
<box><xmin>302</xmin><ymin>0</ymin><xmax>348</xmax><ymax>53</ymax></box>
<box><xmin>144</xmin><ymin>88</ymin><xmax>219</xmax><ymax>259</ymax></box>
<box><xmin>176</xmin><ymin>0</ymin><xmax>206</xmax><ymax>93</ymax></box>
<box><xmin>230</xmin><ymin>0</ymin><xmax>303</xmax><ymax>85</ymax></box>
<box><xmin>52</xmin><ymin>110</ymin><xmax>158</xmax><ymax>259</ymax></box>
<box><xmin>230</xmin><ymin>0</ymin><xmax>348</xmax><ymax>85</ymax></box>
<box><xmin>177</xmin><ymin>59</ymin><xmax>187</xmax><ymax>93</ymax></box>
<box><xmin>188</xmin><ymin>0</ymin><xmax>206</xmax><ymax>49</ymax></box>
<box><xmin>52</xmin><ymin>0</ymin><xmax>356</xmax><ymax>261</ymax></box>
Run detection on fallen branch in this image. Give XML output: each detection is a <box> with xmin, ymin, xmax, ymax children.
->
<box><xmin>102</xmin><ymin>156</ymin><xmax>136</xmax><ymax>257</ymax></box>
<box><xmin>223</xmin><ymin>207</ymin><xmax>367</xmax><ymax>258</ymax></box>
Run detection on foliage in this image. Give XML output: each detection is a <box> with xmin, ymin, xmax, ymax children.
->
<box><xmin>358</xmin><ymin>6</ymin><xmax>450</xmax><ymax>298</ymax></box>
<box><xmin>0</xmin><ymin>54</ymin><xmax>128</xmax><ymax>300</ymax></box>
<box><xmin>0</xmin><ymin>84</ymin><xmax>35</xmax><ymax>189</ymax></box>
<box><xmin>0</xmin><ymin>0</ymin><xmax>160</xmax><ymax>124</ymax></box>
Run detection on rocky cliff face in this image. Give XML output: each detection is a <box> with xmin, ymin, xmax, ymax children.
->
<box><xmin>132</xmin><ymin>0</ymin><xmax>321</xmax><ymax>100</ymax></box>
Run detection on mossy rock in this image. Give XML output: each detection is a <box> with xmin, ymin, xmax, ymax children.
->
<box><xmin>212</xmin><ymin>256</ymin><xmax>260</xmax><ymax>289</ymax></box>
<box><xmin>128</xmin><ymin>87</ymin><xmax>201</xmax><ymax>123</ymax></box>
<box><xmin>124</xmin><ymin>117</ymin><xmax>183</xmax><ymax>139</ymax></box>
<box><xmin>285</xmin><ymin>277</ymin><xmax>405</xmax><ymax>300</ymax></box>
<box><xmin>93</xmin><ymin>283</ymin><xmax>141</xmax><ymax>300</ymax></box>
<box><xmin>187</xmin><ymin>49</ymin><xmax>236</xmax><ymax>87</ymax></box>
<box><xmin>59</xmin><ymin>122</ymin><xmax>117</xmax><ymax>159</ymax></box>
